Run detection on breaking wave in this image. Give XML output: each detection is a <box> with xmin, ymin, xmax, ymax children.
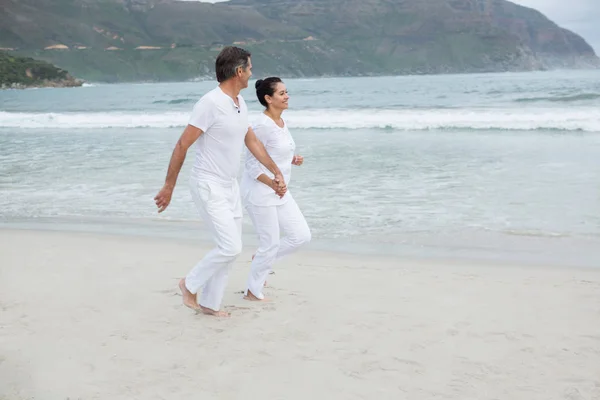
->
<box><xmin>1</xmin><ymin>108</ymin><xmax>599</xmax><ymax>132</ymax></box>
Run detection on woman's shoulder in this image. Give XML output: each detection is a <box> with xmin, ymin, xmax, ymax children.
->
<box><xmin>251</xmin><ymin>113</ymin><xmax>271</xmax><ymax>131</ymax></box>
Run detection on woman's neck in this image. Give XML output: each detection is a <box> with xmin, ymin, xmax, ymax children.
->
<box><xmin>264</xmin><ymin>108</ymin><xmax>283</xmax><ymax>124</ymax></box>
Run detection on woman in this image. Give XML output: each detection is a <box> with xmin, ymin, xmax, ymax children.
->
<box><xmin>240</xmin><ymin>77</ymin><xmax>311</xmax><ymax>301</ymax></box>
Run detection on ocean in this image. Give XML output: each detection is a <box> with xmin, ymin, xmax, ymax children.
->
<box><xmin>1</xmin><ymin>70</ymin><xmax>599</xmax><ymax>267</ymax></box>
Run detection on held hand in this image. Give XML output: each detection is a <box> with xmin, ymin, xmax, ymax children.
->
<box><xmin>272</xmin><ymin>172</ymin><xmax>287</xmax><ymax>198</ymax></box>
<box><xmin>154</xmin><ymin>185</ymin><xmax>173</xmax><ymax>213</ymax></box>
<box><xmin>271</xmin><ymin>179</ymin><xmax>287</xmax><ymax>198</ymax></box>
<box><xmin>274</xmin><ymin>171</ymin><xmax>285</xmax><ymax>188</ymax></box>
<box><xmin>292</xmin><ymin>155</ymin><xmax>304</xmax><ymax>166</ymax></box>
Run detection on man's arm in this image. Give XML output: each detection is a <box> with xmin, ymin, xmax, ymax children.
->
<box><xmin>245</xmin><ymin>127</ymin><xmax>286</xmax><ymax>196</ymax></box>
<box><xmin>244</xmin><ymin>127</ymin><xmax>283</xmax><ymax>181</ymax></box>
<box><xmin>255</xmin><ymin>173</ymin><xmax>287</xmax><ymax>198</ymax></box>
<box><xmin>154</xmin><ymin>124</ymin><xmax>203</xmax><ymax>213</ymax></box>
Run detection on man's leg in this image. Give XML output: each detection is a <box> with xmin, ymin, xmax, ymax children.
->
<box><xmin>184</xmin><ymin>181</ymin><xmax>242</xmax><ymax>314</ymax></box>
<box><xmin>275</xmin><ymin>196</ymin><xmax>311</xmax><ymax>261</ymax></box>
<box><xmin>198</xmin><ymin>200</ymin><xmax>243</xmax><ymax>312</ymax></box>
<box><xmin>244</xmin><ymin>203</ymin><xmax>279</xmax><ymax>300</ymax></box>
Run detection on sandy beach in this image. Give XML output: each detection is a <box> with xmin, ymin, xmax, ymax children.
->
<box><xmin>1</xmin><ymin>228</ymin><xmax>599</xmax><ymax>400</ymax></box>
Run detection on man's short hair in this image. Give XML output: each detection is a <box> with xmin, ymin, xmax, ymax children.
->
<box><xmin>215</xmin><ymin>46</ymin><xmax>251</xmax><ymax>83</ymax></box>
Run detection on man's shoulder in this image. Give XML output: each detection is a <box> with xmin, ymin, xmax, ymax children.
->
<box><xmin>195</xmin><ymin>87</ymin><xmax>221</xmax><ymax>105</ymax></box>
<box><xmin>190</xmin><ymin>88</ymin><xmax>226</xmax><ymax>120</ymax></box>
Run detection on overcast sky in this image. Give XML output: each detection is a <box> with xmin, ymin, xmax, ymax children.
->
<box><xmin>512</xmin><ymin>0</ymin><xmax>599</xmax><ymax>52</ymax></box>
<box><xmin>186</xmin><ymin>0</ymin><xmax>600</xmax><ymax>52</ymax></box>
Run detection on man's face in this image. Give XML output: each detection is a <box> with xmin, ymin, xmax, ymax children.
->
<box><xmin>240</xmin><ymin>58</ymin><xmax>252</xmax><ymax>88</ymax></box>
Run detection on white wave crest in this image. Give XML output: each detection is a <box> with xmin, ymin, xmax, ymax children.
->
<box><xmin>1</xmin><ymin>108</ymin><xmax>599</xmax><ymax>132</ymax></box>
<box><xmin>0</xmin><ymin>111</ymin><xmax>189</xmax><ymax>129</ymax></box>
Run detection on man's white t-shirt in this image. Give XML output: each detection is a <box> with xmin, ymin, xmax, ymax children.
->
<box><xmin>188</xmin><ymin>86</ymin><xmax>249</xmax><ymax>185</ymax></box>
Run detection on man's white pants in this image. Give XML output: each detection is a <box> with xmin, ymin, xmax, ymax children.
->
<box><xmin>244</xmin><ymin>195</ymin><xmax>311</xmax><ymax>299</ymax></box>
<box><xmin>185</xmin><ymin>179</ymin><xmax>242</xmax><ymax>311</ymax></box>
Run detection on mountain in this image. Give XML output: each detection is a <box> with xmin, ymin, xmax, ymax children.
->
<box><xmin>0</xmin><ymin>0</ymin><xmax>597</xmax><ymax>82</ymax></box>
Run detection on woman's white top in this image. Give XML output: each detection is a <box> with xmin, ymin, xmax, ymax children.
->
<box><xmin>241</xmin><ymin>113</ymin><xmax>296</xmax><ymax>207</ymax></box>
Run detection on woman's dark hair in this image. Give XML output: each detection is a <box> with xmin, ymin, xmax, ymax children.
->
<box><xmin>255</xmin><ymin>77</ymin><xmax>283</xmax><ymax>108</ymax></box>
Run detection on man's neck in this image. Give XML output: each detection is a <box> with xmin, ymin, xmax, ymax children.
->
<box><xmin>219</xmin><ymin>80</ymin><xmax>241</xmax><ymax>100</ymax></box>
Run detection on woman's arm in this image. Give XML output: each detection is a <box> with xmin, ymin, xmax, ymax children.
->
<box><xmin>244</xmin><ymin>124</ymin><xmax>286</xmax><ymax>197</ymax></box>
<box><xmin>245</xmin><ymin>127</ymin><xmax>284</xmax><ymax>191</ymax></box>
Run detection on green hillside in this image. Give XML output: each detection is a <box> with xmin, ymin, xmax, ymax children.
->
<box><xmin>0</xmin><ymin>0</ymin><xmax>598</xmax><ymax>83</ymax></box>
<box><xmin>0</xmin><ymin>51</ymin><xmax>82</xmax><ymax>88</ymax></box>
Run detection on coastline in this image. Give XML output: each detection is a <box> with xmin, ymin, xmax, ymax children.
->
<box><xmin>1</xmin><ymin>216</ymin><xmax>599</xmax><ymax>269</ymax></box>
<box><xmin>1</xmin><ymin>77</ymin><xmax>84</xmax><ymax>90</ymax></box>
<box><xmin>2</xmin><ymin>66</ymin><xmax>600</xmax><ymax>87</ymax></box>
<box><xmin>2</xmin><ymin>227</ymin><xmax>599</xmax><ymax>399</ymax></box>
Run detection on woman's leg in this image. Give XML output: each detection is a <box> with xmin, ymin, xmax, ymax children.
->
<box><xmin>244</xmin><ymin>203</ymin><xmax>280</xmax><ymax>300</ymax></box>
<box><xmin>276</xmin><ymin>197</ymin><xmax>311</xmax><ymax>261</ymax></box>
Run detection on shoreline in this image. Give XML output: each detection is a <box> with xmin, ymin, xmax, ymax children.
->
<box><xmin>2</xmin><ymin>68</ymin><xmax>599</xmax><ymax>88</ymax></box>
<box><xmin>0</xmin><ymin>78</ymin><xmax>84</xmax><ymax>90</ymax></box>
<box><xmin>1</xmin><ymin>216</ymin><xmax>599</xmax><ymax>270</ymax></box>
<box><xmin>2</xmin><ymin>228</ymin><xmax>599</xmax><ymax>399</ymax></box>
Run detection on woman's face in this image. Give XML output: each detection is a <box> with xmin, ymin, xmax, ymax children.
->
<box><xmin>267</xmin><ymin>82</ymin><xmax>289</xmax><ymax>111</ymax></box>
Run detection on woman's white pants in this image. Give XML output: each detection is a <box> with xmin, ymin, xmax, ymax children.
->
<box><xmin>244</xmin><ymin>196</ymin><xmax>311</xmax><ymax>299</ymax></box>
<box><xmin>185</xmin><ymin>179</ymin><xmax>243</xmax><ymax>311</ymax></box>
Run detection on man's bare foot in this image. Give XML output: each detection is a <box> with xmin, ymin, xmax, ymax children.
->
<box><xmin>199</xmin><ymin>305</ymin><xmax>230</xmax><ymax>317</ymax></box>
<box><xmin>243</xmin><ymin>289</ymin><xmax>269</xmax><ymax>302</ymax></box>
<box><xmin>179</xmin><ymin>279</ymin><xmax>200</xmax><ymax>311</ymax></box>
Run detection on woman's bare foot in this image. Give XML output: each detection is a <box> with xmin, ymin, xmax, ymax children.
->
<box><xmin>199</xmin><ymin>306</ymin><xmax>230</xmax><ymax>317</ymax></box>
<box><xmin>179</xmin><ymin>279</ymin><xmax>200</xmax><ymax>311</ymax></box>
<box><xmin>243</xmin><ymin>289</ymin><xmax>269</xmax><ymax>302</ymax></box>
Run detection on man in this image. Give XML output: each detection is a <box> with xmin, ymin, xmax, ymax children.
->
<box><xmin>154</xmin><ymin>46</ymin><xmax>286</xmax><ymax>317</ymax></box>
